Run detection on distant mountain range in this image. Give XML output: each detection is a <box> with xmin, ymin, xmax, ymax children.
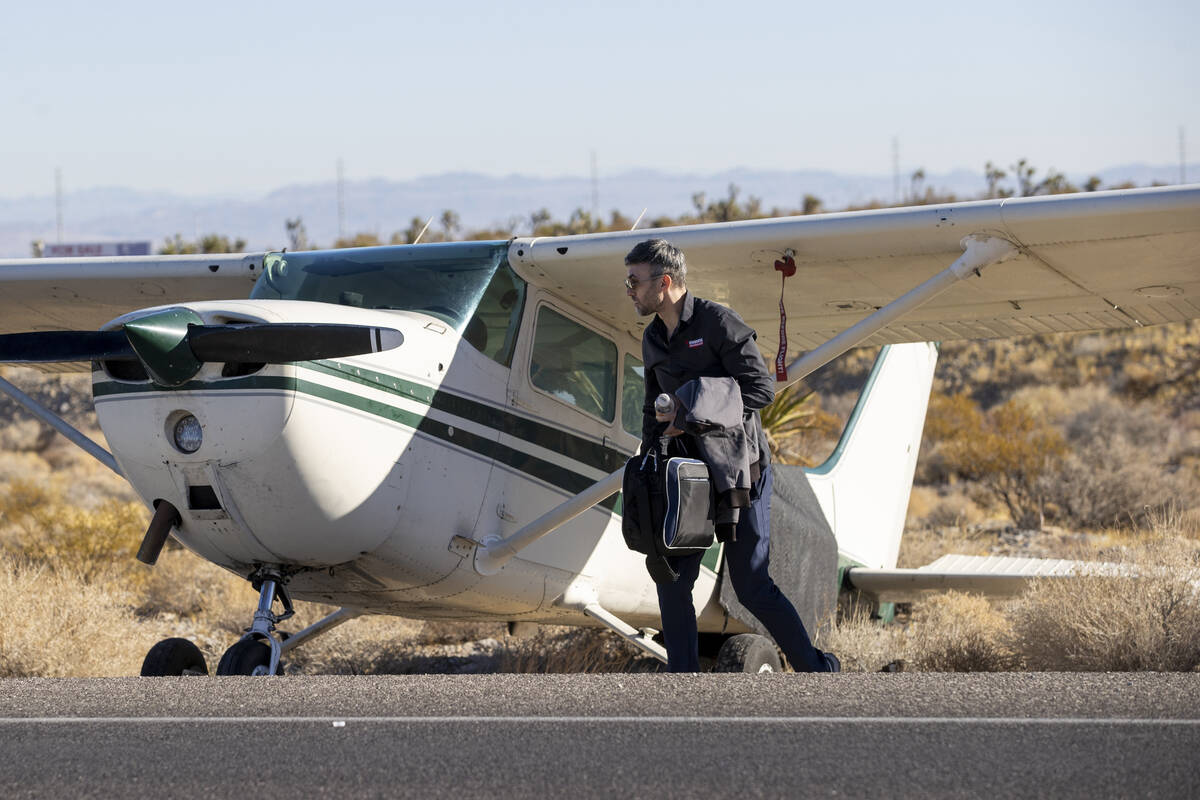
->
<box><xmin>1</xmin><ymin>163</ymin><xmax>1194</xmax><ymax>258</ymax></box>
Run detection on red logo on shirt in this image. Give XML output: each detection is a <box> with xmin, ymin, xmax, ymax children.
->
<box><xmin>688</xmin><ymin>338</ymin><xmax>704</xmax><ymax>348</ymax></box>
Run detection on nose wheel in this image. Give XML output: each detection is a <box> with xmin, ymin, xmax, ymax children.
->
<box><xmin>217</xmin><ymin>638</ymin><xmax>282</xmax><ymax>676</ymax></box>
<box><xmin>141</xmin><ymin>637</ymin><xmax>209</xmax><ymax>676</ymax></box>
<box><xmin>216</xmin><ymin>568</ymin><xmax>293</xmax><ymax>676</ymax></box>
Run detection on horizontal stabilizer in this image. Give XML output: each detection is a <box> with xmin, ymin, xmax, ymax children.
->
<box><xmin>845</xmin><ymin>554</ymin><xmax>1128</xmax><ymax>602</ymax></box>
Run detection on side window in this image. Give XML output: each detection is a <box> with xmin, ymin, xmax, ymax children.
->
<box><xmin>463</xmin><ymin>260</ymin><xmax>526</xmax><ymax>367</ymax></box>
<box><xmin>621</xmin><ymin>353</ymin><xmax>645</xmax><ymax>438</ymax></box>
<box><xmin>529</xmin><ymin>306</ymin><xmax>617</xmax><ymax>421</ymax></box>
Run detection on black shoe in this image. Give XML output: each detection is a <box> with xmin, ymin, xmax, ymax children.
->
<box><xmin>823</xmin><ymin>652</ymin><xmax>841</xmax><ymax>673</ymax></box>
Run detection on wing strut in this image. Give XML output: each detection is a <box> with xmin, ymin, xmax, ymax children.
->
<box><xmin>464</xmin><ymin>480</ymin><xmax>669</xmax><ymax>663</ymax></box>
<box><xmin>556</xmin><ymin>580</ymin><xmax>668</xmax><ymax>663</ymax></box>
<box><xmin>777</xmin><ymin>234</ymin><xmax>1018</xmax><ymax>389</ymax></box>
<box><xmin>471</xmin><ymin>469</ymin><xmax>623</xmax><ymax>575</ymax></box>
<box><xmin>0</xmin><ymin>373</ymin><xmax>122</xmax><ymax>476</ymax></box>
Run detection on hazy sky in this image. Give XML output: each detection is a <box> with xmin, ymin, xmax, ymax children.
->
<box><xmin>3</xmin><ymin>0</ymin><xmax>1196</xmax><ymax>198</ymax></box>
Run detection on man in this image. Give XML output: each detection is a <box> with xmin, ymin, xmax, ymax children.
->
<box><xmin>624</xmin><ymin>238</ymin><xmax>839</xmax><ymax>673</ymax></box>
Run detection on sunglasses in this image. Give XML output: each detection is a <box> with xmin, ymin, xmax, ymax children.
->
<box><xmin>624</xmin><ymin>272</ymin><xmax>664</xmax><ymax>291</ymax></box>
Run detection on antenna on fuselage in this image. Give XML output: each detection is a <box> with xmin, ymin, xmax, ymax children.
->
<box><xmin>630</xmin><ymin>208</ymin><xmax>647</xmax><ymax>231</ymax></box>
<box><xmin>412</xmin><ymin>215</ymin><xmax>435</xmax><ymax>244</ymax></box>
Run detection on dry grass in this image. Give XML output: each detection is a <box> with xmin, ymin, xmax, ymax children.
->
<box><xmin>493</xmin><ymin>626</ymin><xmax>656</xmax><ymax>673</ymax></box>
<box><xmin>909</xmin><ymin>592</ymin><xmax>1022</xmax><ymax>672</ymax></box>
<box><xmin>1007</xmin><ymin>535</ymin><xmax>1200</xmax><ymax>671</ymax></box>
<box><xmin>0</xmin><ymin>555</ymin><xmax>143</xmax><ymax>677</ymax></box>
<box><xmin>821</xmin><ymin>605</ymin><xmax>907</xmax><ymax>672</ymax></box>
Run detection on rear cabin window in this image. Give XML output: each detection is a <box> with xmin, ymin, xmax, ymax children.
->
<box><xmin>621</xmin><ymin>353</ymin><xmax>645</xmax><ymax>438</ymax></box>
<box><xmin>529</xmin><ymin>307</ymin><xmax>617</xmax><ymax>422</ymax></box>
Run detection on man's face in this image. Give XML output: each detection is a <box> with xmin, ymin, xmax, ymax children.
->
<box><xmin>625</xmin><ymin>262</ymin><xmax>666</xmax><ymax>317</ymax></box>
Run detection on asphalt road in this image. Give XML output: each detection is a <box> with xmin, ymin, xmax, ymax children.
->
<box><xmin>1</xmin><ymin>673</ymin><xmax>1197</xmax><ymax>798</ymax></box>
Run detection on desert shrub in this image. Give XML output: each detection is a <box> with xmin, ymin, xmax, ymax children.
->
<box><xmin>284</xmin><ymin>614</ymin><xmax>450</xmax><ymax>675</ymax></box>
<box><xmin>1007</xmin><ymin>537</ymin><xmax>1200</xmax><ymax>671</ymax></box>
<box><xmin>418</xmin><ymin>619</ymin><xmax>508</xmax><ymax>645</ymax></box>
<box><xmin>0</xmin><ymin>480</ymin><xmax>148</xmax><ymax>582</ymax></box>
<box><xmin>909</xmin><ymin>592</ymin><xmax>1021</xmax><ymax>671</ymax></box>
<box><xmin>0</xmin><ymin>420</ymin><xmax>57</xmax><ymax>453</ymax></box>
<box><xmin>924</xmin><ymin>393</ymin><xmax>1067</xmax><ymax>529</ymax></box>
<box><xmin>132</xmin><ymin>545</ymin><xmax>248</xmax><ymax>619</ymax></box>
<box><xmin>822</xmin><ymin>605</ymin><xmax>907</xmax><ymax>672</ymax></box>
<box><xmin>896</xmin><ymin>525</ymin><xmax>990</xmax><ymax>569</ymax></box>
<box><xmin>1040</xmin><ymin>392</ymin><xmax>1188</xmax><ymax>529</ymax></box>
<box><xmin>494</xmin><ymin>626</ymin><xmax>652</xmax><ymax>673</ymax></box>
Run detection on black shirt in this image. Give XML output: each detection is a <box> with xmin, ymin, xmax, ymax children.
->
<box><xmin>641</xmin><ymin>291</ymin><xmax>775</xmax><ymax>451</ymax></box>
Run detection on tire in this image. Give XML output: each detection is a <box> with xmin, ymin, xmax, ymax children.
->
<box><xmin>714</xmin><ymin>633</ymin><xmax>783</xmax><ymax>673</ymax></box>
<box><xmin>216</xmin><ymin>638</ymin><xmax>282</xmax><ymax>676</ymax></box>
<box><xmin>140</xmin><ymin>638</ymin><xmax>208</xmax><ymax>676</ymax></box>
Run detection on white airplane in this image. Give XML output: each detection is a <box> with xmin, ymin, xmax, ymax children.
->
<box><xmin>1</xmin><ymin>185</ymin><xmax>1197</xmax><ymax>675</ymax></box>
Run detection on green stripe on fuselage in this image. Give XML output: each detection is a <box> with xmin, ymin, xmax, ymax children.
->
<box><xmin>92</xmin><ymin>364</ymin><xmax>626</xmax><ymax>512</ymax></box>
<box><xmin>304</xmin><ymin>359</ymin><xmax>628</xmax><ymax>474</ymax></box>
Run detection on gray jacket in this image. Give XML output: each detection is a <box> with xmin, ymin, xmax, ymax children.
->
<box><xmin>674</xmin><ymin>376</ymin><xmax>752</xmax><ymax>496</ymax></box>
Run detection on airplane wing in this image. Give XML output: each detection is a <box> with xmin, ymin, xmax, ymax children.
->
<box><xmin>509</xmin><ymin>185</ymin><xmax>1200</xmax><ymax>356</ymax></box>
<box><xmin>0</xmin><ymin>253</ymin><xmax>265</xmax><ymax>336</ymax></box>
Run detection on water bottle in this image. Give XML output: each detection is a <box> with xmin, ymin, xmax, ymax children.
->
<box><xmin>654</xmin><ymin>393</ymin><xmax>675</xmax><ymax>416</ymax></box>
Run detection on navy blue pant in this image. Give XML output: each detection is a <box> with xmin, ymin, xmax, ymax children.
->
<box><xmin>655</xmin><ymin>463</ymin><xmax>829</xmax><ymax>672</ymax></box>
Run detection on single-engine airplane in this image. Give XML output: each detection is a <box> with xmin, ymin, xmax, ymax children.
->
<box><xmin>1</xmin><ymin>184</ymin><xmax>1197</xmax><ymax>675</ymax></box>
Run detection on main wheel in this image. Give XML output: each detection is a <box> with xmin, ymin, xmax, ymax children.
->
<box><xmin>216</xmin><ymin>638</ymin><xmax>282</xmax><ymax>676</ymax></box>
<box><xmin>714</xmin><ymin>634</ymin><xmax>783</xmax><ymax>673</ymax></box>
<box><xmin>140</xmin><ymin>638</ymin><xmax>208</xmax><ymax>676</ymax></box>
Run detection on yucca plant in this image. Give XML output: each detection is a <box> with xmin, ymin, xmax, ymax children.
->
<box><xmin>759</xmin><ymin>384</ymin><xmax>840</xmax><ymax>463</ymax></box>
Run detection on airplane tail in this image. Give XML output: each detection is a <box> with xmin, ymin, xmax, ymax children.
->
<box><xmin>803</xmin><ymin>342</ymin><xmax>939</xmax><ymax>570</ymax></box>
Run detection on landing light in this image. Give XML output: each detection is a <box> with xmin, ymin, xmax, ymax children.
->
<box><xmin>173</xmin><ymin>414</ymin><xmax>203</xmax><ymax>453</ymax></box>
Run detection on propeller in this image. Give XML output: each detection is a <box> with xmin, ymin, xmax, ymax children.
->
<box><xmin>0</xmin><ymin>307</ymin><xmax>404</xmax><ymax>386</ymax></box>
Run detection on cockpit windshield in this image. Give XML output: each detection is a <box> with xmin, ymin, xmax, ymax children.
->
<box><xmin>251</xmin><ymin>241</ymin><xmax>510</xmax><ymax>332</ymax></box>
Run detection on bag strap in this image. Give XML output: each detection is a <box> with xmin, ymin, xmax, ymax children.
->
<box><xmin>645</xmin><ymin>554</ymin><xmax>678</xmax><ymax>585</ymax></box>
<box><xmin>634</xmin><ymin>482</ymin><xmax>656</xmax><ymax>551</ymax></box>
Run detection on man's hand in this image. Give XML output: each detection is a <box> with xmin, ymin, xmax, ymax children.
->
<box><xmin>662</xmin><ymin>424</ymin><xmax>684</xmax><ymax>437</ymax></box>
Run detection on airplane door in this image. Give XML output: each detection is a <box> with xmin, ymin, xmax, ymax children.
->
<box><xmin>479</xmin><ymin>294</ymin><xmax>628</xmax><ymax>572</ymax></box>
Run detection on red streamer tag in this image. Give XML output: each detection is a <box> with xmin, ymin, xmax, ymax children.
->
<box><xmin>773</xmin><ymin>255</ymin><xmax>796</xmax><ymax>381</ymax></box>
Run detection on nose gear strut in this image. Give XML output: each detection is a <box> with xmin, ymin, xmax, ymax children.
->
<box><xmin>216</xmin><ymin>567</ymin><xmax>295</xmax><ymax>676</ymax></box>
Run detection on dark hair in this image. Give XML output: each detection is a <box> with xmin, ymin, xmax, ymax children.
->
<box><xmin>624</xmin><ymin>239</ymin><xmax>686</xmax><ymax>287</ymax></box>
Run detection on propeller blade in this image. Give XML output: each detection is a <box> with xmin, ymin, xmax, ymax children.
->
<box><xmin>185</xmin><ymin>324</ymin><xmax>404</xmax><ymax>363</ymax></box>
<box><xmin>0</xmin><ymin>330</ymin><xmax>135</xmax><ymax>363</ymax></box>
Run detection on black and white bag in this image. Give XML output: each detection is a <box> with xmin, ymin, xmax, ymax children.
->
<box><xmin>621</xmin><ymin>442</ymin><xmax>715</xmax><ymax>584</ymax></box>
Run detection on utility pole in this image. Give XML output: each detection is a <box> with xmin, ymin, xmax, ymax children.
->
<box><xmin>55</xmin><ymin>167</ymin><xmax>64</xmax><ymax>243</ymax></box>
<box><xmin>337</xmin><ymin>158</ymin><xmax>346</xmax><ymax>240</ymax></box>
<box><xmin>590</xmin><ymin>149</ymin><xmax>599</xmax><ymax>219</ymax></box>
<box><xmin>1180</xmin><ymin>126</ymin><xmax>1187</xmax><ymax>184</ymax></box>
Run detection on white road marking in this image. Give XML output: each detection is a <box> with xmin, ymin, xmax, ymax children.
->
<box><xmin>0</xmin><ymin>716</ymin><xmax>1196</xmax><ymax>726</ymax></box>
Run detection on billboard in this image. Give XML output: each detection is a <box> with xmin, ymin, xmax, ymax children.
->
<box><xmin>41</xmin><ymin>241</ymin><xmax>152</xmax><ymax>257</ymax></box>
